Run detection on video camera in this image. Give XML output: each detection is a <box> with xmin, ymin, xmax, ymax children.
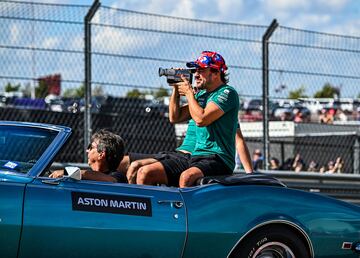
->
<box><xmin>158</xmin><ymin>68</ymin><xmax>194</xmax><ymax>84</ymax></box>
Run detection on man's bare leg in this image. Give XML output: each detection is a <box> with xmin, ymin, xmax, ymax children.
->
<box><xmin>179</xmin><ymin>167</ymin><xmax>204</xmax><ymax>188</ymax></box>
<box><xmin>127</xmin><ymin>158</ymin><xmax>158</xmax><ymax>184</ymax></box>
<box><xmin>136</xmin><ymin>162</ymin><xmax>168</xmax><ymax>185</ymax></box>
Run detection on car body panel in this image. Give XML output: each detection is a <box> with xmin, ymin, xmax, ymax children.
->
<box><xmin>1</xmin><ymin>121</ymin><xmax>360</xmax><ymax>258</ymax></box>
<box><xmin>18</xmin><ymin>179</ymin><xmax>186</xmax><ymax>258</ymax></box>
<box><xmin>180</xmin><ymin>184</ymin><xmax>360</xmax><ymax>258</ymax></box>
<box><xmin>0</xmin><ymin>181</ymin><xmax>26</xmax><ymax>258</ymax></box>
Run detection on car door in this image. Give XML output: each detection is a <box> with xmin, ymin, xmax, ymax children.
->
<box><xmin>0</xmin><ymin>175</ymin><xmax>31</xmax><ymax>258</ymax></box>
<box><xmin>18</xmin><ymin>178</ymin><xmax>187</xmax><ymax>258</ymax></box>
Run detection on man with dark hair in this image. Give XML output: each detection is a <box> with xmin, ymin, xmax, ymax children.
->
<box><xmin>173</xmin><ymin>50</ymin><xmax>240</xmax><ymax>187</ymax></box>
<box><xmin>50</xmin><ymin>129</ymin><xmax>127</xmax><ymax>183</ymax></box>
<box><xmin>134</xmin><ymin>51</ymin><xmax>251</xmax><ymax>187</ymax></box>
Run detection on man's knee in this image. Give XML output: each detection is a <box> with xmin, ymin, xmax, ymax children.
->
<box><xmin>136</xmin><ymin>166</ymin><xmax>153</xmax><ymax>185</ymax></box>
<box><xmin>179</xmin><ymin>170</ymin><xmax>203</xmax><ymax>187</ymax></box>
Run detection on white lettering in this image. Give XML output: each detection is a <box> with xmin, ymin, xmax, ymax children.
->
<box><xmin>139</xmin><ymin>203</ymin><xmax>147</xmax><ymax>210</ymax></box>
<box><xmin>84</xmin><ymin>198</ymin><xmax>94</xmax><ymax>205</ymax></box>
<box><xmin>118</xmin><ymin>201</ymin><xmax>125</xmax><ymax>208</ymax></box>
<box><xmin>93</xmin><ymin>199</ymin><xmax>108</xmax><ymax>207</ymax></box>
<box><xmin>110</xmin><ymin>200</ymin><xmax>119</xmax><ymax>208</ymax></box>
<box><xmin>78</xmin><ymin>197</ymin><xmax>85</xmax><ymax>205</ymax></box>
<box><xmin>102</xmin><ymin>199</ymin><xmax>148</xmax><ymax>211</ymax></box>
<box><xmin>101</xmin><ymin>199</ymin><xmax>108</xmax><ymax>207</ymax></box>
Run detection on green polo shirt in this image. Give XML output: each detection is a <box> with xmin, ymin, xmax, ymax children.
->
<box><xmin>176</xmin><ymin>119</ymin><xmax>196</xmax><ymax>153</ymax></box>
<box><xmin>192</xmin><ymin>84</ymin><xmax>239</xmax><ymax>170</ymax></box>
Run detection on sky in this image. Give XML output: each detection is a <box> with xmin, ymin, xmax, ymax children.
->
<box><xmin>3</xmin><ymin>0</ymin><xmax>360</xmax><ymax>99</ymax></box>
<box><xmin>34</xmin><ymin>0</ymin><xmax>360</xmax><ymax>37</ymax></box>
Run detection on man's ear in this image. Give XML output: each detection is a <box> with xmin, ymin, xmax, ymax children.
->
<box><xmin>98</xmin><ymin>151</ymin><xmax>106</xmax><ymax>160</ymax></box>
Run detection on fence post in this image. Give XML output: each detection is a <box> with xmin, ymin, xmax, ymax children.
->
<box><xmin>262</xmin><ymin>19</ymin><xmax>278</xmax><ymax>170</ymax></box>
<box><xmin>354</xmin><ymin>137</ymin><xmax>360</xmax><ymax>174</ymax></box>
<box><xmin>84</xmin><ymin>0</ymin><xmax>100</xmax><ymax>162</ymax></box>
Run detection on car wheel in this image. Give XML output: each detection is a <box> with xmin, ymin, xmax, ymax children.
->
<box><xmin>231</xmin><ymin>225</ymin><xmax>309</xmax><ymax>258</ymax></box>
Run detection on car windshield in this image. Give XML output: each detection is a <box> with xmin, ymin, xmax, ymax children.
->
<box><xmin>0</xmin><ymin>126</ymin><xmax>58</xmax><ymax>174</ymax></box>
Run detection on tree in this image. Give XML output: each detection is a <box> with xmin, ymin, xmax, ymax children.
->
<box><xmin>126</xmin><ymin>89</ymin><xmax>146</xmax><ymax>98</ymax></box>
<box><xmin>5</xmin><ymin>82</ymin><xmax>21</xmax><ymax>92</ymax></box>
<box><xmin>314</xmin><ymin>83</ymin><xmax>339</xmax><ymax>98</ymax></box>
<box><xmin>126</xmin><ymin>87</ymin><xmax>169</xmax><ymax>99</ymax></box>
<box><xmin>62</xmin><ymin>84</ymin><xmax>85</xmax><ymax>98</ymax></box>
<box><xmin>153</xmin><ymin>87</ymin><xmax>169</xmax><ymax>99</ymax></box>
<box><xmin>35</xmin><ymin>80</ymin><xmax>48</xmax><ymax>98</ymax></box>
<box><xmin>288</xmin><ymin>86</ymin><xmax>307</xmax><ymax>99</ymax></box>
<box><xmin>75</xmin><ymin>84</ymin><xmax>85</xmax><ymax>98</ymax></box>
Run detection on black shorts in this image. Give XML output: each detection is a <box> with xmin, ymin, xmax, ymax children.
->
<box><xmin>128</xmin><ymin>152</ymin><xmax>156</xmax><ymax>163</ymax></box>
<box><xmin>109</xmin><ymin>171</ymin><xmax>128</xmax><ymax>183</ymax></box>
<box><xmin>189</xmin><ymin>155</ymin><xmax>233</xmax><ymax>177</ymax></box>
<box><xmin>154</xmin><ymin>151</ymin><xmax>191</xmax><ymax>187</ymax></box>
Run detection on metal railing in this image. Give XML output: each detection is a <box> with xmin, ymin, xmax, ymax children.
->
<box><xmin>262</xmin><ymin>170</ymin><xmax>360</xmax><ymax>205</ymax></box>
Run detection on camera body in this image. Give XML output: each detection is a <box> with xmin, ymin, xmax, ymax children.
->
<box><xmin>158</xmin><ymin>68</ymin><xmax>193</xmax><ymax>84</ymax></box>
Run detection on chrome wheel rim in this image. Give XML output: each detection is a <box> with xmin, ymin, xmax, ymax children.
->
<box><xmin>252</xmin><ymin>241</ymin><xmax>295</xmax><ymax>258</ymax></box>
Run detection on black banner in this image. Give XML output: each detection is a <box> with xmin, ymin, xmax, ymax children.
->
<box><xmin>71</xmin><ymin>192</ymin><xmax>152</xmax><ymax>217</ymax></box>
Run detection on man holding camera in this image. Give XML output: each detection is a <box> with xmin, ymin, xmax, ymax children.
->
<box><xmin>123</xmin><ymin>51</ymin><xmax>252</xmax><ymax>187</ymax></box>
<box><xmin>170</xmin><ymin>51</ymin><xmax>240</xmax><ymax>187</ymax></box>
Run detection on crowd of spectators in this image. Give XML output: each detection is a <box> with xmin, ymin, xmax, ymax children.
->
<box><xmin>272</xmin><ymin>153</ymin><xmax>344</xmax><ymax>173</ymax></box>
<box><xmin>244</xmin><ymin>150</ymin><xmax>345</xmax><ymax>174</ymax></box>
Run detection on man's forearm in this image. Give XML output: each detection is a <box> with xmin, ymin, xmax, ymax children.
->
<box><xmin>237</xmin><ymin>141</ymin><xmax>253</xmax><ymax>173</ymax></box>
<box><xmin>186</xmin><ymin>92</ymin><xmax>205</xmax><ymax>124</ymax></box>
<box><xmin>169</xmin><ymin>87</ymin><xmax>181</xmax><ymax>123</ymax></box>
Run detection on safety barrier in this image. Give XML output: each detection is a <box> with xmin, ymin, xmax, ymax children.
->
<box><xmin>261</xmin><ymin>170</ymin><xmax>360</xmax><ymax>205</ymax></box>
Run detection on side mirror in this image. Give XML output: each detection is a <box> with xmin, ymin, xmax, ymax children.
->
<box><xmin>65</xmin><ymin>166</ymin><xmax>82</xmax><ymax>181</ymax></box>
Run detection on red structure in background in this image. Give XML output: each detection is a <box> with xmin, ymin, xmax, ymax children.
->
<box><xmin>38</xmin><ymin>74</ymin><xmax>61</xmax><ymax>95</ymax></box>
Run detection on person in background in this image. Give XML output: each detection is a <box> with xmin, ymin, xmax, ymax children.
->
<box><xmin>307</xmin><ymin>160</ymin><xmax>318</xmax><ymax>172</ymax></box>
<box><xmin>292</xmin><ymin>153</ymin><xmax>305</xmax><ymax>172</ymax></box>
<box><xmin>252</xmin><ymin>149</ymin><xmax>264</xmax><ymax>171</ymax></box>
<box><xmin>325</xmin><ymin>157</ymin><xmax>344</xmax><ymax>174</ymax></box>
<box><xmin>50</xmin><ymin>129</ymin><xmax>127</xmax><ymax>183</ymax></box>
<box><xmin>335</xmin><ymin>109</ymin><xmax>347</xmax><ymax>122</ymax></box>
<box><xmin>269</xmin><ymin>157</ymin><xmax>281</xmax><ymax>170</ymax></box>
<box><xmin>293</xmin><ymin>108</ymin><xmax>303</xmax><ymax>123</ymax></box>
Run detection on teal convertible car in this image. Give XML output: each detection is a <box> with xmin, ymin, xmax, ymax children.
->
<box><xmin>1</xmin><ymin>121</ymin><xmax>360</xmax><ymax>258</ymax></box>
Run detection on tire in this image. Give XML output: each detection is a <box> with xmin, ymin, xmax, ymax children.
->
<box><xmin>230</xmin><ymin>225</ymin><xmax>309</xmax><ymax>258</ymax></box>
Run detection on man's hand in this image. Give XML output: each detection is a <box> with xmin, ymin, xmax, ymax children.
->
<box><xmin>49</xmin><ymin>169</ymin><xmax>64</xmax><ymax>178</ymax></box>
<box><xmin>126</xmin><ymin>161</ymin><xmax>141</xmax><ymax>184</ymax></box>
<box><xmin>176</xmin><ymin>75</ymin><xmax>193</xmax><ymax>97</ymax></box>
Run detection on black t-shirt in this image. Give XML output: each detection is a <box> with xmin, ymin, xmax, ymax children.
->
<box><xmin>109</xmin><ymin>171</ymin><xmax>128</xmax><ymax>183</ymax></box>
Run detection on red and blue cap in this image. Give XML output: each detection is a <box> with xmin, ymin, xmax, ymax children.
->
<box><xmin>186</xmin><ymin>51</ymin><xmax>228</xmax><ymax>72</ymax></box>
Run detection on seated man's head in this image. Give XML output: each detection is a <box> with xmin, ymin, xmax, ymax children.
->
<box><xmin>87</xmin><ymin>129</ymin><xmax>125</xmax><ymax>173</ymax></box>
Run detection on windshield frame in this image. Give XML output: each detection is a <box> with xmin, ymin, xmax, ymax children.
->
<box><xmin>0</xmin><ymin>121</ymin><xmax>72</xmax><ymax>178</ymax></box>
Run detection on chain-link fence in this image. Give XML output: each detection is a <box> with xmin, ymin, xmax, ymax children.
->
<box><xmin>1</xmin><ymin>1</ymin><xmax>359</xmax><ymax>172</ymax></box>
<box><xmin>264</xmin><ymin>26</ymin><xmax>360</xmax><ymax>174</ymax></box>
